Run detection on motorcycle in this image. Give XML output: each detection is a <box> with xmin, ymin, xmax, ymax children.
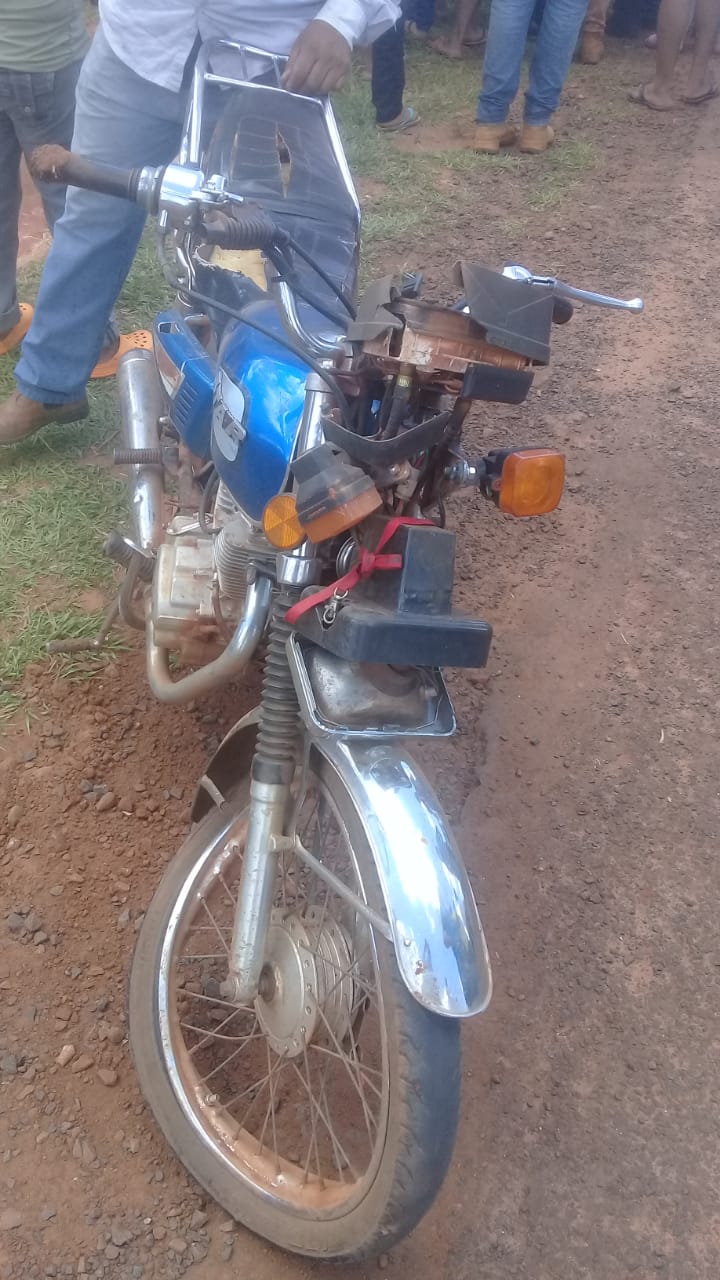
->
<box><xmin>35</xmin><ymin>42</ymin><xmax>642</xmax><ymax>1260</ymax></box>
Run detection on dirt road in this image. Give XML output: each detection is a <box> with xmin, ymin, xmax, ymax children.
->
<box><xmin>1</xmin><ymin>44</ymin><xmax>719</xmax><ymax>1280</ymax></box>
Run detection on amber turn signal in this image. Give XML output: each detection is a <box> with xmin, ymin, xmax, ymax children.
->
<box><xmin>498</xmin><ymin>448</ymin><xmax>565</xmax><ymax>517</ymax></box>
<box><xmin>262</xmin><ymin>494</ymin><xmax>305</xmax><ymax>550</ymax></box>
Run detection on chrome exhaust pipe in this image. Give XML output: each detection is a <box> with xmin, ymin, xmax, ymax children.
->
<box><xmin>117</xmin><ymin>348</ymin><xmax>164</xmax><ymax>553</ymax></box>
<box><xmin>146</xmin><ymin>574</ymin><xmax>273</xmax><ymax>704</ymax></box>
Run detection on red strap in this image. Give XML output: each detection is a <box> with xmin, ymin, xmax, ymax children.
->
<box><xmin>285</xmin><ymin>516</ymin><xmax>432</xmax><ymax>625</ymax></box>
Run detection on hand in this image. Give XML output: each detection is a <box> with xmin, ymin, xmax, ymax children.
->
<box><xmin>282</xmin><ymin>20</ymin><xmax>351</xmax><ymax>95</ymax></box>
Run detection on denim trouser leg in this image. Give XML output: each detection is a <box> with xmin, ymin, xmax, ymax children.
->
<box><xmin>525</xmin><ymin>0</ymin><xmax>590</xmax><ymax>124</ymax></box>
<box><xmin>0</xmin><ymin>59</ymin><xmax>81</xmax><ymax>334</ymax></box>
<box><xmin>15</xmin><ymin>28</ymin><xmax>185</xmax><ymax>406</ymax></box>
<box><xmin>476</xmin><ymin>0</ymin><xmax>538</xmax><ymax>123</ymax></box>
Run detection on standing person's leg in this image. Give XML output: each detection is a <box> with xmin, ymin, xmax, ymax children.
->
<box><xmin>629</xmin><ymin>0</ymin><xmax>695</xmax><ymax>108</ymax></box>
<box><xmin>683</xmin><ymin>0</ymin><xmax>720</xmax><ymax>99</ymax></box>
<box><xmin>0</xmin><ymin>105</ymin><xmax>25</xmax><ymax>350</ymax></box>
<box><xmin>473</xmin><ymin>0</ymin><xmax>536</xmax><ymax>150</ymax></box>
<box><xmin>432</xmin><ymin>0</ymin><xmax>481</xmax><ymax>56</ymax></box>
<box><xmin>372</xmin><ymin>17</ymin><xmax>418</xmax><ymax>128</ymax></box>
<box><xmin>14</xmin><ymin>59</ymin><xmax>82</xmax><ymax>238</ymax></box>
<box><xmin>521</xmin><ymin>0</ymin><xmax>590</xmax><ymax>149</ymax></box>
<box><xmin>0</xmin><ymin>28</ymin><xmax>185</xmax><ymax>443</ymax></box>
<box><xmin>580</xmin><ymin>0</ymin><xmax>612</xmax><ymax>62</ymax></box>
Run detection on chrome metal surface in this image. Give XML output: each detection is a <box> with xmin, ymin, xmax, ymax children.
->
<box><xmin>293</xmin><ymin>373</ymin><xmax>333</xmax><ymax>457</ymax></box>
<box><xmin>443</xmin><ymin>457</ymin><xmax>481</xmax><ymax>490</ymax></box>
<box><xmin>275</xmin><ymin>548</ymin><xmax>320</xmax><ymax>587</ymax></box>
<box><xmin>188</xmin><ymin>712</ymin><xmax>491</xmax><ymax>1016</ymax></box>
<box><xmin>146</xmin><ymin>574</ymin><xmax>272</xmax><ymax>704</ymax></box>
<box><xmin>181</xmin><ymin>42</ymin><xmax>359</xmax><ymax>218</ymax></box>
<box><xmin>271</xmin><ymin>279</ymin><xmax>344</xmax><ymax>358</ymax></box>
<box><xmin>314</xmin><ymin>737</ymin><xmax>491</xmax><ymax>1017</ymax></box>
<box><xmin>117</xmin><ymin>350</ymin><xmax>165</xmax><ymax>552</ymax></box>
<box><xmin>287</xmin><ymin>636</ymin><xmax>457</xmax><ymax>739</ymax></box>
<box><xmin>223</xmin><ymin>776</ymin><xmax>289</xmax><ymax>1002</ymax></box>
<box><xmin>502</xmin><ymin>263</ymin><xmax>644</xmax><ymax>313</ymax></box>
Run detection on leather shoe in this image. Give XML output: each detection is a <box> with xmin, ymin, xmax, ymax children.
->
<box><xmin>0</xmin><ymin>390</ymin><xmax>89</xmax><ymax>445</ymax></box>
<box><xmin>519</xmin><ymin>124</ymin><xmax>555</xmax><ymax>154</ymax></box>
<box><xmin>472</xmin><ymin>123</ymin><xmax>518</xmax><ymax>154</ymax></box>
<box><xmin>580</xmin><ymin>33</ymin><xmax>605</xmax><ymax>63</ymax></box>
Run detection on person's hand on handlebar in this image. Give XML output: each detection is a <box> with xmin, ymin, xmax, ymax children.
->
<box><xmin>282</xmin><ymin>20</ymin><xmax>351</xmax><ymax>95</ymax></box>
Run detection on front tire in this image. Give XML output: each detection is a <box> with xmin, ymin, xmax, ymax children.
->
<box><xmin>129</xmin><ymin>753</ymin><xmax>460</xmax><ymax>1260</ymax></box>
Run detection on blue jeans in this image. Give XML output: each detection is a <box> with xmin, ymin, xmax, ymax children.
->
<box><xmin>15</xmin><ymin>27</ymin><xmax>187</xmax><ymax>406</ymax></box>
<box><xmin>476</xmin><ymin>0</ymin><xmax>589</xmax><ymax>126</ymax></box>
<box><xmin>0</xmin><ymin>60</ymin><xmax>83</xmax><ymax>335</ymax></box>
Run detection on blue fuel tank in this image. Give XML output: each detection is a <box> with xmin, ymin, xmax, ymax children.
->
<box><xmin>210</xmin><ymin>301</ymin><xmax>309</xmax><ymax>523</ymax></box>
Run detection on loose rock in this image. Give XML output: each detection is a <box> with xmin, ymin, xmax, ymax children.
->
<box><xmin>70</xmin><ymin>1054</ymin><xmax>95</xmax><ymax>1074</ymax></box>
<box><xmin>97</xmin><ymin>1068</ymin><xmax>118</xmax><ymax>1088</ymax></box>
<box><xmin>95</xmin><ymin>792</ymin><xmax>117</xmax><ymax>814</ymax></box>
<box><xmin>0</xmin><ymin>1209</ymin><xmax>22</xmax><ymax>1231</ymax></box>
<box><xmin>56</xmin><ymin>1045</ymin><xmax>76</xmax><ymax>1067</ymax></box>
<box><xmin>6</xmin><ymin>806</ymin><xmax>22</xmax><ymax>830</ymax></box>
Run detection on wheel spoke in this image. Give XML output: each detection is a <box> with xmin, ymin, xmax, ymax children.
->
<box><xmin>164</xmin><ymin>770</ymin><xmax>389</xmax><ymax>1210</ymax></box>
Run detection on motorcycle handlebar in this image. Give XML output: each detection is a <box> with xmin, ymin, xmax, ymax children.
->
<box><xmin>29</xmin><ymin>145</ymin><xmax>157</xmax><ymax>208</ymax></box>
<box><xmin>29</xmin><ymin>146</ymin><xmax>284</xmax><ymax>254</ymax></box>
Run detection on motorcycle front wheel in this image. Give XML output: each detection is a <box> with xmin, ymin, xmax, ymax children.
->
<box><xmin>129</xmin><ymin>751</ymin><xmax>460</xmax><ymax>1260</ymax></box>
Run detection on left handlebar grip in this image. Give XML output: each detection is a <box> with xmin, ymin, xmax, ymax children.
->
<box><xmin>29</xmin><ymin>146</ymin><xmax>162</xmax><ymax>211</ymax></box>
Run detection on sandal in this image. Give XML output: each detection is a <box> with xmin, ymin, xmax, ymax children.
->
<box><xmin>377</xmin><ymin>105</ymin><xmax>420</xmax><ymax>133</ymax></box>
<box><xmin>681</xmin><ymin>85</ymin><xmax>719</xmax><ymax>104</ymax></box>
<box><xmin>91</xmin><ymin>330</ymin><xmax>153</xmax><ymax>380</ymax></box>
<box><xmin>628</xmin><ymin>83</ymin><xmax>676</xmax><ymax>111</ymax></box>
<box><xmin>0</xmin><ymin>303</ymin><xmax>33</xmax><ymax>356</ymax></box>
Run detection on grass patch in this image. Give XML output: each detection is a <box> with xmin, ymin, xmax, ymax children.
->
<box><xmin>527</xmin><ymin>138</ymin><xmax>597</xmax><ymax>209</ymax></box>
<box><xmin>0</xmin><ymin>232</ymin><xmax>169</xmax><ymax>704</ymax></box>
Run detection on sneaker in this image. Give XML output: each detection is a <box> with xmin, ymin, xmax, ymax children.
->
<box><xmin>0</xmin><ymin>390</ymin><xmax>89</xmax><ymax>445</ymax></box>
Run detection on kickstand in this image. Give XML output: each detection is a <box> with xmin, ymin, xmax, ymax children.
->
<box><xmin>46</xmin><ymin>598</ymin><xmax>120</xmax><ymax>655</ymax></box>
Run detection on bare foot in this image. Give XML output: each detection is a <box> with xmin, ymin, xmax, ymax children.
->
<box><xmin>682</xmin><ymin>75</ymin><xmax>719</xmax><ymax>102</ymax></box>
<box><xmin>463</xmin><ymin>26</ymin><xmax>486</xmax><ymax>46</ymax></box>
<box><xmin>431</xmin><ymin>35</ymin><xmax>465</xmax><ymax>58</ymax></box>
<box><xmin>628</xmin><ymin>81</ymin><xmax>677</xmax><ymax>110</ymax></box>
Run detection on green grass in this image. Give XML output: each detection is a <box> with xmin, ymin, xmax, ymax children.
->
<box><xmin>0</xmin><ymin>235</ymin><xmax>169</xmax><ymax>716</ymax></box>
<box><xmin>0</xmin><ymin>42</ymin><xmax>601</xmax><ymax>719</ymax></box>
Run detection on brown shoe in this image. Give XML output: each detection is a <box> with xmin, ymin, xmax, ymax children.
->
<box><xmin>0</xmin><ymin>390</ymin><xmax>89</xmax><ymax>445</ymax></box>
<box><xmin>580</xmin><ymin>33</ymin><xmax>605</xmax><ymax>64</ymax></box>
<box><xmin>519</xmin><ymin>124</ymin><xmax>555</xmax><ymax>154</ymax></box>
<box><xmin>472</xmin><ymin>122</ymin><xmax>518</xmax><ymax>154</ymax></box>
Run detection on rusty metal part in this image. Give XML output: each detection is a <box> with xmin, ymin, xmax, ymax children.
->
<box><xmin>361</xmin><ymin>298</ymin><xmax>532</xmax><ymax>380</ymax></box>
<box><xmin>46</xmin><ymin>599</ymin><xmax>120</xmax><ymax>655</ymax></box>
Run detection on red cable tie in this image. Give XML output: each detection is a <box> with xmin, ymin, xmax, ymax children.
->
<box><xmin>285</xmin><ymin>516</ymin><xmax>432</xmax><ymax>626</ymax></box>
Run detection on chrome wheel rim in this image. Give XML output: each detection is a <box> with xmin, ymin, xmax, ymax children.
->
<box><xmin>157</xmin><ymin>776</ymin><xmax>389</xmax><ymax>1217</ymax></box>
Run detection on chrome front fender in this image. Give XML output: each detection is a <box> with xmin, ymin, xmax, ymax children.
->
<box><xmin>314</xmin><ymin>737</ymin><xmax>492</xmax><ymax>1018</ymax></box>
<box><xmin>193</xmin><ymin>715</ymin><xmax>492</xmax><ymax>1018</ymax></box>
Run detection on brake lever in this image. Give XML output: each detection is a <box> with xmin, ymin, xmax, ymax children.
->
<box><xmin>502</xmin><ymin>263</ymin><xmax>644</xmax><ymax>314</ymax></box>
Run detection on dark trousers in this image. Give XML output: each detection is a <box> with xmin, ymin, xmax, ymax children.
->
<box><xmin>372</xmin><ymin>17</ymin><xmax>406</xmax><ymax>124</ymax></box>
<box><xmin>406</xmin><ymin>0</ymin><xmax>435</xmax><ymax>29</ymax></box>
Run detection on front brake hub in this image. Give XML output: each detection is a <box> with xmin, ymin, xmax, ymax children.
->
<box><xmin>255</xmin><ymin>907</ymin><xmax>355</xmax><ymax>1058</ymax></box>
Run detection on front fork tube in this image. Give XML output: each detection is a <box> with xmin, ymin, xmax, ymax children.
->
<box><xmin>220</xmin><ymin>776</ymin><xmax>290</xmax><ymax>1003</ymax></box>
<box><xmin>221</xmin><ymin>534</ymin><xmax>322</xmax><ymax>1005</ymax></box>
